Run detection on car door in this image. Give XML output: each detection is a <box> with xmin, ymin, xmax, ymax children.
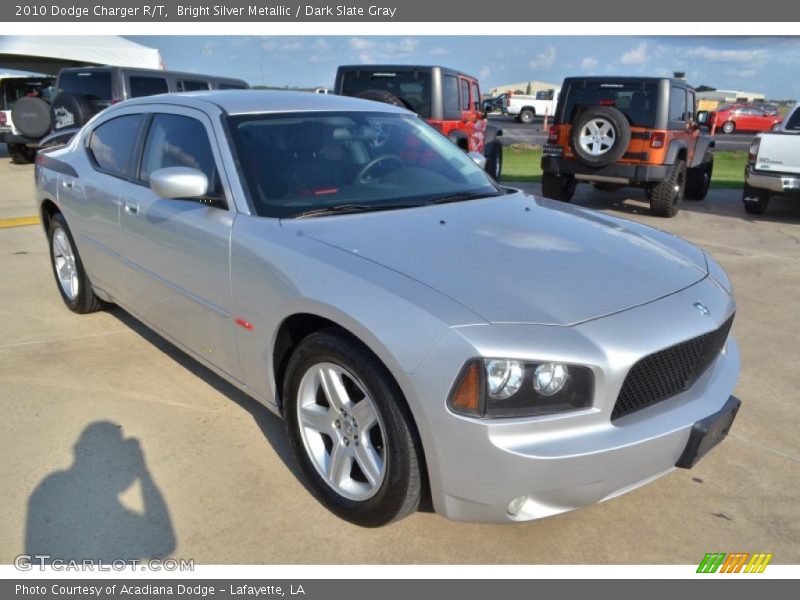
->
<box><xmin>68</xmin><ymin>112</ymin><xmax>146</xmax><ymax>297</ymax></box>
<box><xmin>117</xmin><ymin>107</ymin><xmax>240</xmax><ymax>378</ymax></box>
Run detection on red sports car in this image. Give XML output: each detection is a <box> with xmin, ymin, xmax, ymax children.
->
<box><xmin>709</xmin><ymin>104</ymin><xmax>783</xmax><ymax>134</ymax></box>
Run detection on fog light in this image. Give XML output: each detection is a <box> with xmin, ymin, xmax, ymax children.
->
<box><xmin>485</xmin><ymin>359</ymin><xmax>524</xmax><ymax>400</ymax></box>
<box><xmin>507</xmin><ymin>495</ymin><xmax>527</xmax><ymax>516</ymax></box>
<box><xmin>533</xmin><ymin>363</ymin><xmax>568</xmax><ymax>396</ymax></box>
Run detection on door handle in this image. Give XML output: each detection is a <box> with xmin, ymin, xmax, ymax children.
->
<box><xmin>124</xmin><ymin>201</ymin><xmax>139</xmax><ymax>216</ymax></box>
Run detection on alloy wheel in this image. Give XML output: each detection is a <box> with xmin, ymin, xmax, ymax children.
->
<box><xmin>578</xmin><ymin>118</ymin><xmax>616</xmax><ymax>156</ymax></box>
<box><xmin>52</xmin><ymin>228</ymin><xmax>79</xmax><ymax>301</ymax></box>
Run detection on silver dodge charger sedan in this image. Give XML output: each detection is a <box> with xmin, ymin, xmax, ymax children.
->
<box><xmin>35</xmin><ymin>91</ymin><xmax>741</xmax><ymax>526</ymax></box>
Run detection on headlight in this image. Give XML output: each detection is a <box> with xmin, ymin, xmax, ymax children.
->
<box><xmin>706</xmin><ymin>253</ymin><xmax>733</xmax><ymax>296</ymax></box>
<box><xmin>448</xmin><ymin>358</ymin><xmax>594</xmax><ymax>418</ymax></box>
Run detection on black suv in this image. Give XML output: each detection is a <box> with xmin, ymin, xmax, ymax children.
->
<box><xmin>541</xmin><ymin>76</ymin><xmax>715</xmax><ymax>217</ymax></box>
<box><xmin>9</xmin><ymin>66</ymin><xmax>249</xmax><ymax>162</ymax></box>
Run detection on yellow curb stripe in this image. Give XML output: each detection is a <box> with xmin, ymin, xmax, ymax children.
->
<box><xmin>0</xmin><ymin>215</ymin><xmax>40</xmax><ymax>229</ymax></box>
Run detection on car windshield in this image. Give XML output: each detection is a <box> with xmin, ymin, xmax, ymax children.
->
<box><xmin>1</xmin><ymin>78</ymin><xmax>54</xmax><ymax>109</ymax></box>
<box><xmin>57</xmin><ymin>71</ymin><xmax>113</xmax><ymax>108</ymax></box>
<box><xmin>339</xmin><ymin>70</ymin><xmax>432</xmax><ymax>118</ymax></box>
<box><xmin>560</xmin><ymin>82</ymin><xmax>659</xmax><ymax>128</ymax></box>
<box><xmin>227</xmin><ymin>111</ymin><xmax>501</xmax><ymax>219</ymax></box>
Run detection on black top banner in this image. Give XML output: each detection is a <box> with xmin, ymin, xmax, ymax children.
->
<box><xmin>2</xmin><ymin>0</ymin><xmax>798</xmax><ymax>21</ymax></box>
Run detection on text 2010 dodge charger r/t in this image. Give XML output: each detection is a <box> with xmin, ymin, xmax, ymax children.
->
<box><xmin>35</xmin><ymin>91</ymin><xmax>741</xmax><ymax>526</ymax></box>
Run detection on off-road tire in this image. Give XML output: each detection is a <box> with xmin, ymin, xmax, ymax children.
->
<box><xmin>7</xmin><ymin>144</ymin><xmax>36</xmax><ymax>164</ymax></box>
<box><xmin>485</xmin><ymin>143</ymin><xmax>503</xmax><ymax>180</ymax></box>
<box><xmin>10</xmin><ymin>96</ymin><xmax>53</xmax><ymax>139</ymax></box>
<box><xmin>541</xmin><ymin>172</ymin><xmax>577</xmax><ymax>202</ymax></box>
<box><xmin>649</xmin><ymin>159</ymin><xmax>687</xmax><ymax>218</ymax></box>
<box><xmin>569</xmin><ymin>106</ymin><xmax>631</xmax><ymax>168</ymax></box>
<box><xmin>742</xmin><ymin>182</ymin><xmax>770</xmax><ymax>215</ymax></box>
<box><xmin>283</xmin><ymin>330</ymin><xmax>422</xmax><ymax>527</ymax></box>
<box><xmin>685</xmin><ymin>154</ymin><xmax>714</xmax><ymax>201</ymax></box>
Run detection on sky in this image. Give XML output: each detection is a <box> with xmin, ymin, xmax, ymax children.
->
<box><xmin>126</xmin><ymin>35</ymin><xmax>800</xmax><ymax>100</ymax></box>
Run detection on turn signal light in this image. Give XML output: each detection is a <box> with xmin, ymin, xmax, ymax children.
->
<box><xmin>448</xmin><ymin>360</ymin><xmax>483</xmax><ymax>416</ymax></box>
<box><xmin>650</xmin><ymin>132</ymin><xmax>666</xmax><ymax>149</ymax></box>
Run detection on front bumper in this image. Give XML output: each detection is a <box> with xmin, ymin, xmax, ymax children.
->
<box><xmin>745</xmin><ymin>165</ymin><xmax>800</xmax><ymax>195</ymax></box>
<box><xmin>405</xmin><ymin>276</ymin><xmax>740</xmax><ymax>522</ymax></box>
<box><xmin>542</xmin><ymin>154</ymin><xmax>670</xmax><ymax>184</ymax></box>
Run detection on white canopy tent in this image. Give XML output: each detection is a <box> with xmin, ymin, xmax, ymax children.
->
<box><xmin>0</xmin><ymin>36</ymin><xmax>162</xmax><ymax>75</ymax></box>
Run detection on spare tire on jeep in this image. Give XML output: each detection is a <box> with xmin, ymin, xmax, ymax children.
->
<box><xmin>51</xmin><ymin>93</ymin><xmax>95</xmax><ymax>131</ymax></box>
<box><xmin>10</xmin><ymin>96</ymin><xmax>54</xmax><ymax>140</ymax></box>
<box><xmin>355</xmin><ymin>89</ymin><xmax>409</xmax><ymax>110</ymax></box>
<box><xmin>569</xmin><ymin>106</ymin><xmax>631</xmax><ymax>168</ymax></box>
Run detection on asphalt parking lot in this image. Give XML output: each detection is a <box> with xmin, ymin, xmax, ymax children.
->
<box><xmin>1</xmin><ymin>144</ymin><xmax>799</xmax><ymax>564</ymax></box>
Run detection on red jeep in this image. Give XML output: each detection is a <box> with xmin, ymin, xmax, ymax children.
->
<box><xmin>334</xmin><ymin>65</ymin><xmax>503</xmax><ymax>179</ymax></box>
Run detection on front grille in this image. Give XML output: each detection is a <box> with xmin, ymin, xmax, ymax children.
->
<box><xmin>611</xmin><ymin>315</ymin><xmax>734</xmax><ymax>421</ymax></box>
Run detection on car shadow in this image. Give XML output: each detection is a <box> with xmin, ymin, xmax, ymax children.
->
<box><xmin>107</xmin><ymin>308</ymin><xmax>436</xmax><ymax>514</ymax></box>
<box><xmin>108</xmin><ymin>309</ymin><xmax>307</xmax><ymax>486</ymax></box>
<box><xmin>25</xmin><ymin>420</ymin><xmax>176</xmax><ymax>562</ymax></box>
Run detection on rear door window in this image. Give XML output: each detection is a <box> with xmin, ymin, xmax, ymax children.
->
<box><xmin>442</xmin><ymin>75</ymin><xmax>460</xmax><ymax>120</ymax></box>
<box><xmin>460</xmin><ymin>79</ymin><xmax>470</xmax><ymax>111</ymax></box>
<box><xmin>88</xmin><ymin>114</ymin><xmax>144</xmax><ymax>178</ymax></box>
<box><xmin>784</xmin><ymin>108</ymin><xmax>800</xmax><ymax>131</ymax></box>
<box><xmin>669</xmin><ymin>86</ymin><xmax>688</xmax><ymax>128</ymax></box>
<box><xmin>129</xmin><ymin>76</ymin><xmax>169</xmax><ymax>98</ymax></box>
<box><xmin>560</xmin><ymin>82</ymin><xmax>659</xmax><ymax>128</ymax></box>
<box><xmin>471</xmin><ymin>82</ymin><xmax>481</xmax><ymax>113</ymax></box>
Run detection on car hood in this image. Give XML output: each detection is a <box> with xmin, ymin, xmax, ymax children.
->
<box><xmin>282</xmin><ymin>192</ymin><xmax>708</xmax><ymax>326</ymax></box>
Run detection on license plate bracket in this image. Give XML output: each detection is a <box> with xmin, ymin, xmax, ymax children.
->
<box><xmin>675</xmin><ymin>396</ymin><xmax>741</xmax><ymax>469</ymax></box>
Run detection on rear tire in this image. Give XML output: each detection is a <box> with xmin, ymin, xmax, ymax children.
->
<box><xmin>742</xmin><ymin>182</ymin><xmax>770</xmax><ymax>214</ymax></box>
<box><xmin>649</xmin><ymin>159</ymin><xmax>686</xmax><ymax>217</ymax></box>
<box><xmin>541</xmin><ymin>172</ymin><xmax>577</xmax><ymax>202</ymax></box>
<box><xmin>47</xmin><ymin>212</ymin><xmax>105</xmax><ymax>314</ymax></box>
<box><xmin>721</xmin><ymin>121</ymin><xmax>735</xmax><ymax>134</ymax></box>
<box><xmin>685</xmin><ymin>154</ymin><xmax>713</xmax><ymax>201</ymax></box>
<box><xmin>519</xmin><ymin>109</ymin><xmax>534</xmax><ymax>124</ymax></box>
<box><xmin>7</xmin><ymin>144</ymin><xmax>36</xmax><ymax>164</ymax></box>
<box><xmin>284</xmin><ymin>330</ymin><xmax>422</xmax><ymax>527</ymax></box>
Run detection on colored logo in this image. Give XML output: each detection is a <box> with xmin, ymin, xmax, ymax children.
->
<box><xmin>697</xmin><ymin>552</ymin><xmax>773</xmax><ymax>573</ymax></box>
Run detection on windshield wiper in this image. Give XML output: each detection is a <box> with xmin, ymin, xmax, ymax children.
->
<box><xmin>293</xmin><ymin>203</ymin><xmax>417</xmax><ymax>219</ymax></box>
<box><xmin>430</xmin><ymin>191</ymin><xmax>500</xmax><ymax>205</ymax></box>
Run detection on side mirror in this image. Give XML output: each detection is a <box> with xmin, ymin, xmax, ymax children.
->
<box><xmin>150</xmin><ymin>167</ymin><xmax>209</xmax><ymax>200</ymax></box>
<box><xmin>696</xmin><ymin>110</ymin><xmax>709</xmax><ymax>125</ymax></box>
<box><xmin>468</xmin><ymin>151</ymin><xmax>487</xmax><ymax>170</ymax></box>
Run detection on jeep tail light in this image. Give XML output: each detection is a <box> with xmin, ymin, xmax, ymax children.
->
<box><xmin>548</xmin><ymin>125</ymin><xmax>560</xmax><ymax>144</ymax></box>
<box><xmin>650</xmin><ymin>132</ymin><xmax>666</xmax><ymax>149</ymax></box>
<box><xmin>748</xmin><ymin>138</ymin><xmax>760</xmax><ymax>163</ymax></box>
<box><xmin>599</xmin><ymin>99</ymin><xmax>615</xmax><ymax>106</ymax></box>
<box><xmin>0</xmin><ymin>112</ymin><xmax>6</xmax><ymax>125</ymax></box>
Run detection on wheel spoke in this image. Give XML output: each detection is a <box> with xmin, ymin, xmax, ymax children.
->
<box><xmin>326</xmin><ymin>441</ymin><xmax>351</xmax><ymax>485</ymax></box>
<box><xmin>54</xmin><ymin>233</ymin><xmax>67</xmax><ymax>257</ymax></box>
<box><xmin>587</xmin><ymin>122</ymin><xmax>599</xmax><ymax>135</ymax></box>
<box><xmin>300</xmin><ymin>405</ymin><xmax>334</xmax><ymax>434</ymax></box>
<box><xmin>600</xmin><ymin>135</ymin><xmax>614</xmax><ymax>146</ymax></box>
<box><xmin>351</xmin><ymin>398</ymin><xmax>378</xmax><ymax>431</ymax></box>
<box><xmin>354</xmin><ymin>443</ymin><xmax>382</xmax><ymax>487</ymax></box>
<box><xmin>599</xmin><ymin>122</ymin><xmax>612</xmax><ymax>135</ymax></box>
<box><xmin>319</xmin><ymin>367</ymin><xmax>350</xmax><ymax>413</ymax></box>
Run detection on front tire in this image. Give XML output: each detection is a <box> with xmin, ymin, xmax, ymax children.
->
<box><xmin>47</xmin><ymin>212</ymin><xmax>104</xmax><ymax>313</ymax></box>
<box><xmin>742</xmin><ymin>182</ymin><xmax>770</xmax><ymax>214</ymax></box>
<box><xmin>541</xmin><ymin>172</ymin><xmax>576</xmax><ymax>202</ymax></box>
<box><xmin>283</xmin><ymin>331</ymin><xmax>422</xmax><ymax>527</ymax></box>
<box><xmin>685</xmin><ymin>154</ymin><xmax>713</xmax><ymax>200</ymax></box>
<box><xmin>722</xmin><ymin>121</ymin><xmax>735</xmax><ymax>134</ymax></box>
<box><xmin>649</xmin><ymin>159</ymin><xmax>687</xmax><ymax>217</ymax></box>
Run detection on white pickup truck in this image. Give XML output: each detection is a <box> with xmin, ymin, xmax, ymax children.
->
<box><xmin>505</xmin><ymin>89</ymin><xmax>560</xmax><ymax>124</ymax></box>
<box><xmin>743</xmin><ymin>103</ymin><xmax>800</xmax><ymax>214</ymax></box>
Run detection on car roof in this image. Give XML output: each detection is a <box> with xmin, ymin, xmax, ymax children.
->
<box><xmin>112</xmin><ymin>89</ymin><xmax>413</xmax><ymax>116</ymax></box>
<box><xmin>562</xmin><ymin>76</ymin><xmax>689</xmax><ymax>86</ymax></box>
<box><xmin>336</xmin><ymin>64</ymin><xmax>479</xmax><ymax>80</ymax></box>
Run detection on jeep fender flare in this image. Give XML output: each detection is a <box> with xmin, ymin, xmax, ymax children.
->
<box><xmin>664</xmin><ymin>139</ymin><xmax>689</xmax><ymax>166</ymax></box>
<box><xmin>447</xmin><ymin>129</ymin><xmax>469</xmax><ymax>152</ymax></box>
<box><xmin>689</xmin><ymin>135</ymin><xmax>716</xmax><ymax>168</ymax></box>
<box><xmin>484</xmin><ymin>123</ymin><xmax>503</xmax><ymax>146</ymax></box>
